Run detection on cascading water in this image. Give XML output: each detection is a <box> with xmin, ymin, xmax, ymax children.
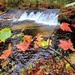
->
<box><xmin>0</xmin><ymin>9</ymin><xmax>59</xmax><ymax>26</ymax></box>
<box><xmin>17</xmin><ymin>9</ymin><xmax>59</xmax><ymax>25</ymax></box>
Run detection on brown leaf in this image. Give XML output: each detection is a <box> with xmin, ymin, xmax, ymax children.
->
<box><xmin>34</xmin><ymin>34</ymin><xmax>42</xmax><ymax>49</ymax></box>
<box><xmin>35</xmin><ymin>69</ymin><xmax>44</xmax><ymax>75</ymax></box>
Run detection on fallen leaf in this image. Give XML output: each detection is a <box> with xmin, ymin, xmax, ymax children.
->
<box><xmin>0</xmin><ymin>28</ymin><xmax>12</xmax><ymax>42</ymax></box>
<box><xmin>23</xmin><ymin>35</ymin><xmax>32</xmax><ymax>43</ymax></box>
<box><xmin>1</xmin><ymin>60</ymin><xmax>7</xmax><ymax>67</ymax></box>
<box><xmin>0</xmin><ymin>43</ymin><xmax>12</xmax><ymax>60</ymax></box>
<box><xmin>16</xmin><ymin>42</ymin><xmax>30</xmax><ymax>51</ymax></box>
<box><xmin>34</xmin><ymin>34</ymin><xmax>42</xmax><ymax>49</ymax></box>
<box><xmin>58</xmin><ymin>39</ymin><xmax>75</xmax><ymax>51</ymax></box>
<box><xmin>66</xmin><ymin>63</ymin><xmax>71</xmax><ymax>70</ymax></box>
<box><xmin>0</xmin><ymin>49</ymin><xmax>11</xmax><ymax>60</ymax></box>
<box><xmin>60</xmin><ymin>22</ymin><xmax>72</xmax><ymax>32</ymax></box>
<box><xmin>16</xmin><ymin>35</ymin><xmax>32</xmax><ymax>51</ymax></box>
<box><xmin>46</xmin><ymin>39</ymin><xmax>52</xmax><ymax>46</ymax></box>
<box><xmin>35</xmin><ymin>69</ymin><xmax>44</xmax><ymax>75</ymax></box>
<box><xmin>41</xmin><ymin>39</ymin><xmax>48</xmax><ymax>48</ymax></box>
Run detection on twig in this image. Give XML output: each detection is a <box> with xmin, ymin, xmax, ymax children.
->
<box><xmin>48</xmin><ymin>46</ymin><xmax>75</xmax><ymax>70</ymax></box>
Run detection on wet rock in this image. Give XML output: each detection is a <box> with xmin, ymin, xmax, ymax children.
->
<box><xmin>0</xmin><ymin>1</ymin><xmax>6</xmax><ymax>11</ymax></box>
<box><xmin>58</xmin><ymin>6</ymin><xmax>75</xmax><ymax>25</ymax></box>
<box><xmin>0</xmin><ymin>11</ymin><xmax>4</xmax><ymax>15</ymax></box>
<box><xmin>52</xmin><ymin>6</ymin><xmax>75</xmax><ymax>55</ymax></box>
<box><xmin>4</xmin><ymin>14</ymin><xmax>15</xmax><ymax>19</ymax></box>
<box><xmin>67</xmin><ymin>52</ymin><xmax>75</xmax><ymax>64</ymax></box>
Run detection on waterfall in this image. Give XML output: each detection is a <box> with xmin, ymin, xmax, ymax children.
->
<box><xmin>17</xmin><ymin>9</ymin><xmax>59</xmax><ymax>25</ymax></box>
<box><xmin>0</xmin><ymin>9</ymin><xmax>59</xmax><ymax>26</ymax></box>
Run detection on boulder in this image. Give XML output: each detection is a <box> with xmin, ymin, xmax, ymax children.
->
<box><xmin>58</xmin><ymin>6</ymin><xmax>75</xmax><ymax>25</ymax></box>
<box><xmin>51</xmin><ymin>6</ymin><xmax>75</xmax><ymax>56</ymax></box>
<box><xmin>0</xmin><ymin>1</ymin><xmax>6</xmax><ymax>11</ymax></box>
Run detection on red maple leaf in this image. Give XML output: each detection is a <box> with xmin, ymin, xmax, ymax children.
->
<box><xmin>16</xmin><ymin>42</ymin><xmax>30</xmax><ymax>51</ymax></box>
<box><xmin>0</xmin><ymin>50</ymin><xmax>11</xmax><ymax>60</ymax></box>
<box><xmin>16</xmin><ymin>35</ymin><xmax>32</xmax><ymax>51</ymax></box>
<box><xmin>60</xmin><ymin>22</ymin><xmax>72</xmax><ymax>32</ymax></box>
<box><xmin>58</xmin><ymin>39</ymin><xmax>75</xmax><ymax>51</ymax></box>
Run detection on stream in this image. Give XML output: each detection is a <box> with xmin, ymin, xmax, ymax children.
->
<box><xmin>0</xmin><ymin>9</ymin><xmax>60</xmax><ymax>74</ymax></box>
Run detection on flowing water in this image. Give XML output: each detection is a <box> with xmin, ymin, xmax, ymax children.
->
<box><xmin>0</xmin><ymin>9</ymin><xmax>59</xmax><ymax>26</ymax></box>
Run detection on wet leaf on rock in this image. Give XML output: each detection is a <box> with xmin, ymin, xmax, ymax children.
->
<box><xmin>41</xmin><ymin>38</ymin><xmax>48</xmax><ymax>49</ymax></box>
<box><xmin>16</xmin><ymin>35</ymin><xmax>32</xmax><ymax>51</ymax></box>
<box><xmin>0</xmin><ymin>28</ymin><xmax>12</xmax><ymax>42</ymax></box>
<box><xmin>60</xmin><ymin>22</ymin><xmax>72</xmax><ymax>32</ymax></box>
<box><xmin>58</xmin><ymin>39</ymin><xmax>75</xmax><ymax>51</ymax></box>
<box><xmin>0</xmin><ymin>50</ymin><xmax>11</xmax><ymax>60</ymax></box>
<box><xmin>0</xmin><ymin>43</ymin><xmax>12</xmax><ymax>60</ymax></box>
<box><xmin>34</xmin><ymin>34</ymin><xmax>42</xmax><ymax>49</ymax></box>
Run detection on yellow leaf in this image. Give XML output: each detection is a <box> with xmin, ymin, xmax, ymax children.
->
<box><xmin>47</xmin><ymin>39</ymin><xmax>52</xmax><ymax>46</ymax></box>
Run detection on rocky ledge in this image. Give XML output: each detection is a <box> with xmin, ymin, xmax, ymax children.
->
<box><xmin>58</xmin><ymin>6</ymin><xmax>75</xmax><ymax>26</ymax></box>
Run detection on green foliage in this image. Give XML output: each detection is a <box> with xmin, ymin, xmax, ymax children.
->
<box><xmin>27</xmin><ymin>64</ymin><xmax>33</xmax><ymax>69</ymax></box>
<box><xmin>41</xmin><ymin>38</ymin><xmax>48</xmax><ymax>49</ymax></box>
<box><xmin>2</xmin><ymin>0</ymin><xmax>75</xmax><ymax>10</ymax></box>
<box><xmin>0</xmin><ymin>28</ymin><xmax>12</xmax><ymax>42</ymax></box>
<box><xmin>55</xmin><ymin>56</ymin><xmax>60</xmax><ymax>61</ymax></box>
<box><xmin>65</xmin><ymin>63</ymin><xmax>71</xmax><ymax>70</ymax></box>
<box><xmin>20</xmin><ymin>67</ymin><xmax>25</xmax><ymax>72</ymax></box>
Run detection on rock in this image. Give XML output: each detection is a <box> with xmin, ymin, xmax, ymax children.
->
<box><xmin>52</xmin><ymin>6</ymin><xmax>75</xmax><ymax>55</ymax></box>
<box><xmin>67</xmin><ymin>52</ymin><xmax>75</xmax><ymax>64</ymax></box>
<box><xmin>0</xmin><ymin>11</ymin><xmax>4</xmax><ymax>15</ymax></box>
<box><xmin>58</xmin><ymin>6</ymin><xmax>75</xmax><ymax>25</ymax></box>
<box><xmin>0</xmin><ymin>1</ymin><xmax>6</xmax><ymax>11</ymax></box>
<box><xmin>4</xmin><ymin>13</ymin><xmax>15</xmax><ymax>19</ymax></box>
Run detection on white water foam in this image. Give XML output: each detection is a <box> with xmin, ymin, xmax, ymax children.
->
<box><xmin>17</xmin><ymin>9</ymin><xmax>59</xmax><ymax>26</ymax></box>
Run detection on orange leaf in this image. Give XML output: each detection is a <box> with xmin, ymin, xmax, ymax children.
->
<box><xmin>0</xmin><ymin>49</ymin><xmax>11</xmax><ymax>60</ymax></box>
<box><xmin>58</xmin><ymin>39</ymin><xmax>75</xmax><ymax>51</ymax></box>
<box><xmin>0</xmin><ymin>44</ymin><xmax>12</xmax><ymax>60</ymax></box>
<box><xmin>23</xmin><ymin>35</ymin><xmax>32</xmax><ymax>43</ymax></box>
<box><xmin>16</xmin><ymin>35</ymin><xmax>32</xmax><ymax>51</ymax></box>
<box><xmin>34</xmin><ymin>41</ymin><xmax>41</xmax><ymax>49</ymax></box>
<box><xmin>60</xmin><ymin>22</ymin><xmax>72</xmax><ymax>32</ymax></box>
<box><xmin>1</xmin><ymin>60</ymin><xmax>7</xmax><ymax>67</ymax></box>
<box><xmin>34</xmin><ymin>34</ymin><xmax>42</xmax><ymax>49</ymax></box>
<box><xmin>16</xmin><ymin>42</ymin><xmax>30</xmax><ymax>51</ymax></box>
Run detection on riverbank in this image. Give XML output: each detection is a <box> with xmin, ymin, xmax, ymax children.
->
<box><xmin>0</xmin><ymin>0</ymin><xmax>74</xmax><ymax>12</ymax></box>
